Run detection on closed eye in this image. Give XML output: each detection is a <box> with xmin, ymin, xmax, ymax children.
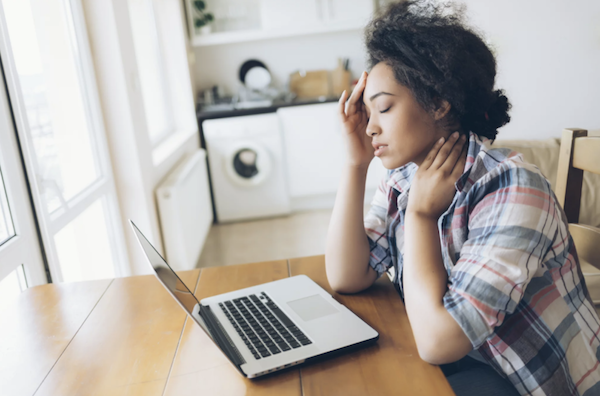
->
<box><xmin>380</xmin><ymin>107</ymin><xmax>391</xmax><ymax>114</ymax></box>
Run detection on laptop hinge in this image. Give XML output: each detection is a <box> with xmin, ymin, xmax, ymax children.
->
<box><xmin>199</xmin><ymin>304</ymin><xmax>246</xmax><ymax>367</ymax></box>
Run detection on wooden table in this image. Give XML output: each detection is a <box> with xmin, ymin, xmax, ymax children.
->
<box><xmin>0</xmin><ymin>255</ymin><xmax>454</xmax><ymax>396</ymax></box>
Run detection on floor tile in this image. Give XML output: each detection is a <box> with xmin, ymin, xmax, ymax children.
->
<box><xmin>197</xmin><ymin>209</ymin><xmax>333</xmax><ymax>267</ymax></box>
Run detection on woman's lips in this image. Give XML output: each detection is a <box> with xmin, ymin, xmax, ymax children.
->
<box><xmin>373</xmin><ymin>144</ymin><xmax>388</xmax><ymax>156</ymax></box>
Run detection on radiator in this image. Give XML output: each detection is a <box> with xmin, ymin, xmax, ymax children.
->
<box><xmin>156</xmin><ymin>149</ymin><xmax>213</xmax><ymax>270</ymax></box>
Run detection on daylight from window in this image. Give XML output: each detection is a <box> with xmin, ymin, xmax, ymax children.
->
<box><xmin>2</xmin><ymin>0</ymin><xmax>101</xmax><ymax>214</ymax></box>
<box><xmin>0</xmin><ymin>169</ymin><xmax>15</xmax><ymax>245</ymax></box>
<box><xmin>128</xmin><ymin>0</ymin><xmax>175</xmax><ymax>144</ymax></box>
<box><xmin>2</xmin><ymin>0</ymin><xmax>120</xmax><ymax>283</ymax></box>
<box><xmin>0</xmin><ymin>266</ymin><xmax>26</xmax><ymax>311</ymax></box>
<box><xmin>54</xmin><ymin>198</ymin><xmax>115</xmax><ymax>282</ymax></box>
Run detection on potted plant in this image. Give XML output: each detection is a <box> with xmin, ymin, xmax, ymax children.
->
<box><xmin>192</xmin><ymin>0</ymin><xmax>214</xmax><ymax>35</ymax></box>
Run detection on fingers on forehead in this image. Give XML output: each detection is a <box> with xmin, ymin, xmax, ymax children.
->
<box><xmin>338</xmin><ymin>92</ymin><xmax>348</xmax><ymax>116</ymax></box>
<box><xmin>348</xmin><ymin>85</ymin><xmax>363</xmax><ymax>106</ymax></box>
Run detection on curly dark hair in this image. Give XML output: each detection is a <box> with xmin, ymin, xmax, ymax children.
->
<box><xmin>364</xmin><ymin>0</ymin><xmax>511</xmax><ymax>140</ymax></box>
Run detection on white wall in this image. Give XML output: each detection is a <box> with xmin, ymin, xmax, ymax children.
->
<box><xmin>193</xmin><ymin>0</ymin><xmax>600</xmax><ymax>140</ymax></box>
<box><xmin>84</xmin><ymin>0</ymin><xmax>199</xmax><ymax>275</ymax></box>
<box><xmin>465</xmin><ymin>0</ymin><xmax>600</xmax><ymax>140</ymax></box>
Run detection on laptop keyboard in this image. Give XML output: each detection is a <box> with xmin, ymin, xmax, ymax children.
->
<box><xmin>219</xmin><ymin>292</ymin><xmax>312</xmax><ymax>360</ymax></box>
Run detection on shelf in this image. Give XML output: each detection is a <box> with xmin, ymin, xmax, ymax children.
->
<box><xmin>191</xmin><ymin>19</ymin><xmax>367</xmax><ymax>47</ymax></box>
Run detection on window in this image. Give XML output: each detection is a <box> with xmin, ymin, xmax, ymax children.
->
<box><xmin>0</xmin><ymin>265</ymin><xmax>27</xmax><ymax>311</ymax></box>
<box><xmin>54</xmin><ymin>198</ymin><xmax>116</xmax><ymax>282</ymax></box>
<box><xmin>0</xmin><ymin>27</ymin><xmax>46</xmax><ymax>288</ymax></box>
<box><xmin>1</xmin><ymin>0</ymin><xmax>127</xmax><ymax>282</ymax></box>
<box><xmin>128</xmin><ymin>0</ymin><xmax>176</xmax><ymax>145</ymax></box>
<box><xmin>3</xmin><ymin>0</ymin><xmax>102</xmax><ymax>214</ymax></box>
<box><xmin>0</xmin><ymin>169</ymin><xmax>15</xmax><ymax>245</ymax></box>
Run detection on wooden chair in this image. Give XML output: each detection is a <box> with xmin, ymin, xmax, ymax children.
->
<box><xmin>555</xmin><ymin>128</ymin><xmax>600</xmax><ymax>303</ymax></box>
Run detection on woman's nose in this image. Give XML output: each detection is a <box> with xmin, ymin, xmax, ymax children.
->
<box><xmin>366</xmin><ymin>125</ymin><xmax>380</xmax><ymax>137</ymax></box>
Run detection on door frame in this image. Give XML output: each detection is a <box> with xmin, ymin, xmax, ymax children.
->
<box><xmin>0</xmin><ymin>0</ymin><xmax>128</xmax><ymax>283</ymax></box>
<box><xmin>0</xmin><ymin>59</ymin><xmax>47</xmax><ymax>286</ymax></box>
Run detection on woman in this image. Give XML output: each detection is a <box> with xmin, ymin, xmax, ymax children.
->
<box><xmin>325</xmin><ymin>1</ymin><xmax>600</xmax><ymax>395</ymax></box>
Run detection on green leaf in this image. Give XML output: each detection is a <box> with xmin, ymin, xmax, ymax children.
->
<box><xmin>205</xmin><ymin>13</ymin><xmax>214</xmax><ymax>21</ymax></box>
<box><xmin>193</xmin><ymin>0</ymin><xmax>205</xmax><ymax>11</ymax></box>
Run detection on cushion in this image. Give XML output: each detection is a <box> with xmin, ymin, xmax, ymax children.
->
<box><xmin>492</xmin><ymin>137</ymin><xmax>600</xmax><ymax>228</ymax></box>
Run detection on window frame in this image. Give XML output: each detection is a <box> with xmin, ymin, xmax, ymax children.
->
<box><xmin>0</xmin><ymin>0</ymin><xmax>128</xmax><ymax>282</ymax></box>
<box><xmin>0</xmin><ymin>43</ymin><xmax>46</xmax><ymax>286</ymax></box>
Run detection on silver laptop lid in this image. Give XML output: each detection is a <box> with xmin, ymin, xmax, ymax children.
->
<box><xmin>129</xmin><ymin>220</ymin><xmax>212</xmax><ymax>337</ymax></box>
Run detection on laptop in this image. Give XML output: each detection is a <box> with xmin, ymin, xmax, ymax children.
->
<box><xmin>130</xmin><ymin>220</ymin><xmax>379</xmax><ymax>378</ymax></box>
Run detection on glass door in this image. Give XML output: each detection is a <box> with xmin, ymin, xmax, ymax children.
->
<box><xmin>0</xmin><ymin>64</ymin><xmax>46</xmax><ymax>300</ymax></box>
<box><xmin>0</xmin><ymin>0</ymin><xmax>127</xmax><ymax>282</ymax></box>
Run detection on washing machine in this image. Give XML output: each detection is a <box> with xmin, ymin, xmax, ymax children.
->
<box><xmin>203</xmin><ymin>113</ymin><xmax>291</xmax><ymax>223</ymax></box>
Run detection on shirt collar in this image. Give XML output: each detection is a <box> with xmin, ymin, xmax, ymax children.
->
<box><xmin>454</xmin><ymin>131</ymin><xmax>485</xmax><ymax>193</ymax></box>
<box><xmin>386</xmin><ymin>162</ymin><xmax>417</xmax><ymax>194</ymax></box>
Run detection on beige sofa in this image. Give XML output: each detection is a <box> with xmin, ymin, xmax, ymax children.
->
<box><xmin>493</xmin><ymin>131</ymin><xmax>600</xmax><ymax>302</ymax></box>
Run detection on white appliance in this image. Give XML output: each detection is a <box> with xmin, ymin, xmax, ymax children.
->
<box><xmin>155</xmin><ymin>149</ymin><xmax>213</xmax><ymax>270</ymax></box>
<box><xmin>203</xmin><ymin>113</ymin><xmax>291</xmax><ymax>222</ymax></box>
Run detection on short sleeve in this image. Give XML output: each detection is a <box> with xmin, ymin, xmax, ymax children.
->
<box><xmin>364</xmin><ymin>173</ymin><xmax>393</xmax><ymax>278</ymax></box>
<box><xmin>443</xmin><ymin>164</ymin><xmax>559</xmax><ymax>348</ymax></box>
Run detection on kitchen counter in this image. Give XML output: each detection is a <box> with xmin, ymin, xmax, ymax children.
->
<box><xmin>196</xmin><ymin>97</ymin><xmax>339</xmax><ymax>122</ymax></box>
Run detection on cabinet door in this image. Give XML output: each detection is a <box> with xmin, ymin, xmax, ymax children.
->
<box><xmin>279</xmin><ymin>103</ymin><xmax>387</xmax><ymax>199</ymax></box>
<box><xmin>260</xmin><ymin>0</ymin><xmax>321</xmax><ymax>30</ymax></box>
<box><xmin>324</xmin><ymin>0</ymin><xmax>373</xmax><ymax>25</ymax></box>
<box><xmin>279</xmin><ymin>103</ymin><xmax>345</xmax><ymax>198</ymax></box>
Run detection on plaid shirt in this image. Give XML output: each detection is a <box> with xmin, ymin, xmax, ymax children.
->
<box><xmin>365</xmin><ymin>132</ymin><xmax>600</xmax><ymax>395</ymax></box>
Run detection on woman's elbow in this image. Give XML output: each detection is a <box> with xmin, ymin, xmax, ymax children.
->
<box><xmin>417</xmin><ymin>344</ymin><xmax>451</xmax><ymax>366</ymax></box>
<box><xmin>415</xmin><ymin>337</ymin><xmax>471</xmax><ymax>366</ymax></box>
<box><xmin>325</xmin><ymin>258</ymin><xmax>372</xmax><ymax>294</ymax></box>
<box><xmin>327</xmin><ymin>276</ymin><xmax>364</xmax><ymax>294</ymax></box>
<box><xmin>326</xmin><ymin>267</ymin><xmax>375</xmax><ymax>294</ymax></box>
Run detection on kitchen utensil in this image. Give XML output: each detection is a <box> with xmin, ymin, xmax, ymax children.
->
<box><xmin>289</xmin><ymin>69</ymin><xmax>330</xmax><ymax>99</ymax></box>
<box><xmin>239</xmin><ymin>59</ymin><xmax>270</xmax><ymax>87</ymax></box>
<box><xmin>331</xmin><ymin>58</ymin><xmax>351</xmax><ymax>97</ymax></box>
<box><xmin>245</xmin><ymin>67</ymin><xmax>271</xmax><ymax>90</ymax></box>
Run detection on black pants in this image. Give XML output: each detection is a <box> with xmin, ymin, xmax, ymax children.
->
<box><xmin>440</xmin><ymin>356</ymin><xmax>520</xmax><ymax>396</ymax></box>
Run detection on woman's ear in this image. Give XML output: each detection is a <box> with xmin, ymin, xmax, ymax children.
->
<box><xmin>433</xmin><ymin>99</ymin><xmax>451</xmax><ymax>121</ymax></box>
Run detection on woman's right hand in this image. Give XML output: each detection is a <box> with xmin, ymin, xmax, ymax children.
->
<box><xmin>338</xmin><ymin>71</ymin><xmax>374</xmax><ymax>169</ymax></box>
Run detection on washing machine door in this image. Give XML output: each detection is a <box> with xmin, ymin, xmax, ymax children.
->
<box><xmin>224</xmin><ymin>141</ymin><xmax>271</xmax><ymax>187</ymax></box>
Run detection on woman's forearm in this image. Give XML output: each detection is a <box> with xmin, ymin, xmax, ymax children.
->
<box><xmin>325</xmin><ymin>165</ymin><xmax>377</xmax><ymax>294</ymax></box>
<box><xmin>403</xmin><ymin>212</ymin><xmax>471</xmax><ymax>364</ymax></box>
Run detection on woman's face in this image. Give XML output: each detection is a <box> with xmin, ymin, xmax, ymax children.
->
<box><xmin>363</xmin><ymin>62</ymin><xmax>448</xmax><ymax>169</ymax></box>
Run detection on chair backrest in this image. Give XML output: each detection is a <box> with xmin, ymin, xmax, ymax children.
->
<box><xmin>555</xmin><ymin>128</ymin><xmax>600</xmax><ymax>270</ymax></box>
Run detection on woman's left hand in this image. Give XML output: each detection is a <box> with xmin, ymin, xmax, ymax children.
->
<box><xmin>407</xmin><ymin>132</ymin><xmax>468</xmax><ymax>220</ymax></box>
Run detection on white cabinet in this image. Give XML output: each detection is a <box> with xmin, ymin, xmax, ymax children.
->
<box><xmin>323</xmin><ymin>0</ymin><xmax>374</xmax><ymax>25</ymax></box>
<box><xmin>261</xmin><ymin>0</ymin><xmax>372</xmax><ymax>30</ymax></box>
<box><xmin>278</xmin><ymin>103</ymin><xmax>345</xmax><ymax>198</ymax></box>
<box><xmin>188</xmin><ymin>0</ymin><xmax>376</xmax><ymax>46</ymax></box>
<box><xmin>277</xmin><ymin>103</ymin><xmax>387</xmax><ymax>203</ymax></box>
<box><xmin>260</xmin><ymin>0</ymin><xmax>321</xmax><ymax>31</ymax></box>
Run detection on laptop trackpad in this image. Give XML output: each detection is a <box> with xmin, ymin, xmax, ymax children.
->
<box><xmin>287</xmin><ymin>294</ymin><xmax>339</xmax><ymax>322</ymax></box>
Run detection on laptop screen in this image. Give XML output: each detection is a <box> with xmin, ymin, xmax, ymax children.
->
<box><xmin>130</xmin><ymin>221</ymin><xmax>211</xmax><ymax>334</ymax></box>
